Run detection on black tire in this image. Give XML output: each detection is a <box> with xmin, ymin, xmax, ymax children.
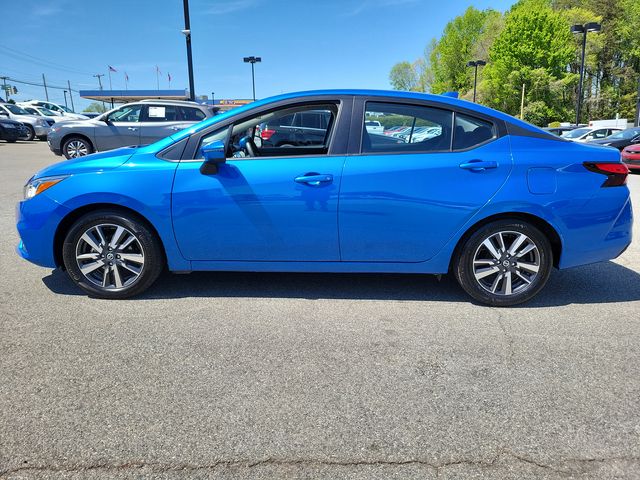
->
<box><xmin>6</xmin><ymin>139</ymin><xmax>17</xmax><ymax>143</ymax></box>
<box><xmin>37</xmin><ymin>135</ymin><xmax>48</xmax><ymax>141</ymax></box>
<box><xmin>62</xmin><ymin>136</ymin><xmax>94</xmax><ymax>159</ymax></box>
<box><xmin>62</xmin><ymin>210</ymin><xmax>164</xmax><ymax>299</ymax></box>
<box><xmin>21</xmin><ymin>125</ymin><xmax>35</xmax><ymax>141</ymax></box>
<box><xmin>453</xmin><ymin>219</ymin><xmax>553</xmax><ymax>306</ymax></box>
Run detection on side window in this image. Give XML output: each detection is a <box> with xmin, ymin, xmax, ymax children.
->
<box><xmin>180</xmin><ymin>107</ymin><xmax>206</xmax><ymax>121</ymax></box>
<box><xmin>107</xmin><ymin>104</ymin><xmax>142</xmax><ymax>123</ymax></box>
<box><xmin>145</xmin><ymin>105</ymin><xmax>179</xmax><ymax>122</ymax></box>
<box><xmin>362</xmin><ymin>102</ymin><xmax>453</xmax><ymax>154</ymax></box>
<box><xmin>452</xmin><ymin>113</ymin><xmax>495</xmax><ymax>150</ymax></box>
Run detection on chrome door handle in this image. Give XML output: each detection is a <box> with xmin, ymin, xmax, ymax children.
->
<box><xmin>127</xmin><ymin>127</ymin><xmax>138</xmax><ymax>131</ymax></box>
<box><xmin>169</xmin><ymin>126</ymin><xmax>182</xmax><ymax>131</ymax></box>
<box><xmin>294</xmin><ymin>173</ymin><xmax>333</xmax><ymax>186</ymax></box>
<box><xmin>459</xmin><ymin>160</ymin><xmax>497</xmax><ymax>171</ymax></box>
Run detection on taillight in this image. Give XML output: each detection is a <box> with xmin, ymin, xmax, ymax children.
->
<box><xmin>261</xmin><ymin>128</ymin><xmax>275</xmax><ymax>140</ymax></box>
<box><xmin>583</xmin><ymin>162</ymin><xmax>629</xmax><ymax>187</ymax></box>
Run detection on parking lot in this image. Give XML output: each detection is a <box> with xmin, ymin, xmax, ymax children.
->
<box><xmin>0</xmin><ymin>140</ymin><xmax>639</xmax><ymax>479</ymax></box>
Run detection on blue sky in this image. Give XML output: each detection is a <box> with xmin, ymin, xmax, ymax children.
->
<box><xmin>1</xmin><ymin>0</ymin><xmax>516</xmax><ymax>111</ymax></box>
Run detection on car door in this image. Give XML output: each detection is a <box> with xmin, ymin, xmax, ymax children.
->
<box><xmin>171</xmin><ymin>99</ymin><xmax>350</xmax><ymax>262</ymax></box>
<box><xmin>138</xmin><ymin>104</ymin><xmax>189</xmax><ymax>145</ymax></box>
<box><xmin>338</xmin><ymin>99</ymin><xmax>513</xmax><ymax>262</ymax></box>
<box><xmin>94</xmin><ymin>104</ymin><xmax>142</xmax><ymax>151</ymax></box>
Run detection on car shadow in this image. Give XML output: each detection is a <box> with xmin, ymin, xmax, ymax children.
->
<box><xmin>41</xmin><ymin>260</ymin><xmax>640</xmax><ymax>307</ymax></box>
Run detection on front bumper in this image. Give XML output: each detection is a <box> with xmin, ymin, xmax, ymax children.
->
<box><xmin>47</xmin><ymin>135</ymin><xmax>63</xmax><ymax>155</ymax></box>
<box><xmin>16</xmin><ymin>193</ymin><xmax>70</xmax><ymax>268</ymax></box>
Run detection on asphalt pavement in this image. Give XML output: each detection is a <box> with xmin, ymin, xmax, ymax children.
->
<box><xmin>1</xmin><ymin>141</ymin><xmax>639</xmax><ymax>479</ymax></box>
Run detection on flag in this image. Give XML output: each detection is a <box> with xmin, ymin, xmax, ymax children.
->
<box><xmin>124</xmin><ymin>72</ymin><xmax>129</xmax><ymax>82</ymax></box>
<box><xmin>108</xmin><ymin>65</ymin><xmax>117</xmax><ymax>72</ymax></box>
<box><xmin>156</xmin><ymin>65</ymin><xmax>162</xmax><ymax>75</ymax></box>
<box><xmin>168</xmin><ymin>72</ymin><xmax>172</xmax><ymax>82</ymax></box>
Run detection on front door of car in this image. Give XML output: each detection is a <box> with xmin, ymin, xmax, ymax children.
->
<box><xmin>171</xmin><ymin>100</ymin><xmax>350</xmax><ymax>262</ymax></box>
<box><xmin>94</xmin><ymin>104</ymin><xmax>142</xmax><ymax>151</ymax></box>
<box><xmin>138</xmin><ymin>104</ymin><xmax>188</xmax><ymax>145</ymax></box>
<box><xmin>338</xmin><ymin>100</ymin><xmax>512</xmax><ymax>262</ymax></box>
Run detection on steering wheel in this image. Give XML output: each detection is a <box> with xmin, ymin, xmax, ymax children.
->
<box><xmin>241</xmin><ymin>136</ymin><xmax>259</xmax><ymax>157</ymax></box>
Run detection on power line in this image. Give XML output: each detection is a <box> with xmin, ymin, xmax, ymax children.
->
<box><xmin>0</xmin><ymin>44</ymin><xmax>93</xmax><ymax>76</ymax></box>
<box><xmin>2</xmin><ymin>76</ymin><xmax>80</xmax><ymax>93</ymax></box>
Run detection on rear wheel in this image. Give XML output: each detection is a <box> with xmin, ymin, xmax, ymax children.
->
<box><xmin>453</xmin><ymin>220</ymin><xmax>553</xmax><ymax>306</ymax></box>
<box><xmin>63</xmin><ymin>136</ymin><xmax>93</xmax><ymax>159</ymax></box>
<box><xmin>62</xmin><ymin>210</ymin><xmax>164</xmax><ymax>299</ymax></box>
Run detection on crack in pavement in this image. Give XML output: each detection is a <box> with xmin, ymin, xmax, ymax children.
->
<box><xmin>2</xmin><ymin>450</ymin><xmax>639</xmax><ymax>478</ymax></box>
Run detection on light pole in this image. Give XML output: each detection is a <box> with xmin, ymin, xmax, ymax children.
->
<box><xmin>182</xmin><ymin>0</ymin><xmax>196</xmax><ymax>101</ymax></box>
<box><xmin>466</xmin><ymin>60</ymin><xmax>486</xmax><ymax>103</ymax></box>
<box><xmin>63</xmin><ymin>90</ymin><xmax>68</xmax><ymax>109</ymax></box>
<box><xmin>571</xmin><ymin>22</ymin><xmax>602</xmax><ymax>126</ymax></box>
<box><xmin>243</xmin><ymin>56</ymin><xmax>261</xmax><ymax>101</ymax></box>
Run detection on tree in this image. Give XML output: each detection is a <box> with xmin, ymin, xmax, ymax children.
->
<box><xmin>83</xmin><ymin>102</ymin><xmax>108</xmax><ymax>113</ymax></box>
<box><xmin>389</xmin><ymin>61</ymin><xmax>419</xmax><ymax>91</ymax></box>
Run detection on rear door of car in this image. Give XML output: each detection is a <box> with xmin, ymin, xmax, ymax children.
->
<box><xmin>138</xmin><ymin>104</ymin><xmax>188</xmax><ymax>145</ymax></box>
<box><xmin>338</xmin><ymin>96</ymin><xmax>513</xmax><ymax>262</ymax></box>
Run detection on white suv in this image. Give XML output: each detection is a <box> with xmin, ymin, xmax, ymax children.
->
<box><xmin>18</xmin><ymin>100</ymin><xmax>89</xmax><ymax>120</ymax></box>
<box><xmin>0</xmin><ymin>103</ymin><xmax>51</xmax><ymax>141</ymax></box>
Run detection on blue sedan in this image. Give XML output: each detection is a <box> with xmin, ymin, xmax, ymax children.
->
<box><xmin>16</xmin><ymin>90</ymin><xmax>633</xmax><ymax>305</ymax></box>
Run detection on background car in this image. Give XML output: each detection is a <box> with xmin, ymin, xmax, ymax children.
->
<box><xmin>543</xmin><ymin>125</ymin><xmax>578</xmax><ymax>136</ymax></box>
<box><xmin>0</xmin><ymin>103</ymin><xmax>50</xmax><ymax>141</ymax></box>
<box><xmin>259</xmin><ymin>109</ymin><xmax>332</xmax><ymax>147</ymax></box>
<box><xmin>18</xmin><ymin>100</ymin><xmax>89</xmax><ymax>120</ymax></box>
<box><xmin>47</xmin><ymin>99</ymin><xmax>215</xmax><ymax>159</ymax></box>
<box><xmin>562</xmin><ymin>126</ymin><xmax>622</xmax><ymax>142</ymax></box>
<box><xmin>589</xmin><ymin>127</ymin><xmax>640</xmax><ymax>151</ymax></box>
<box><xmin>0</xmin><ymin>117</ymin><xmax>25</xmax><ymax>142</ymax></box>
<box><xmin>621</xmin><ymin>143</ymin><xmax>640</xmax><ymax>172</ymax></box>
<box><xmin>21</xmin><ymin>105</ymin><xmax>66</xmax><ymax>124</ymax></box>
<box><xmin>365</xmin><ymin>120</ymin><xmax>384</xmax><ymax>135</ymax></box>
<box><xmin>16</xmin><ymin>90</ymin><xmax>632</xmax><ymax>307</ymax></box>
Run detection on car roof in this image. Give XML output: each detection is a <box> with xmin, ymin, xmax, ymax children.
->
<box><xmin>137</xmin><ymin>99</ymin><xmax>206</xmax><ymax>106</ymax></box>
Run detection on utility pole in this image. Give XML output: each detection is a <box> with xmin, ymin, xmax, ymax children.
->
<box><xmin>182</xmin><ymin>0</ymin><xmax>196</xmax><ymax>101</ymax></box>
<box><xmin>466</xmin><ymin>60</ymin><xmax>486</xmax><ymax>103</ymax></box>
<box><xmin>67</xmin><ymin>80</ymin><xmax>75</xmax><ymax>111</ymax></box>
<box><xmin>635</xmin><ymin>76</ymin><xmax>640</xmax><ymax>127</ymax></box>
<box><xmin>93</xmin><ymin>73</ymin><xmax>105</xmax><ymax>111</ymax></box>
<box><xmin>63</xmin><ymin>90</ymin><xmax>68</xmax><ymax>109</ymax></box>
<box><xmin>520</xmin><ymin>83</ymin><xmax>525</xmax><ymax>119</ymax></box>
<box><xmin>42</xmin><ymin>74</ymin><xmax>49</xmax><ymax>101</ymax></box>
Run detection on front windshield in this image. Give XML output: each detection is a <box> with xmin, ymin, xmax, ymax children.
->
<box><xmin>4</xmin><ymin>104</ymin><xmax>30</xmax><ymax>115</ymax></box>
<box><xmin>606</xmin><ymin>128</ymin><xmax>640</xmax><ymax>140</ymax></box>
<box><xmin>60</xmin><ymin>105</ymin><xmax>74</xmax><ymax>113</ymax></box>
<box><xmin>563</xmin><ymin>127</ymin><xmax>591</xmax><ymax>139</ymax></box>
<box><xmin>39</xmin><ymin>108</ymin><xmax>57</xmax><ymax>116</ymax></box>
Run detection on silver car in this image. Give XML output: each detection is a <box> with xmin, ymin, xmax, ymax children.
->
<box><xmin>47</xmin><ymin>100</ymin><xmax>215</xmax><ymax>159</ymax></box>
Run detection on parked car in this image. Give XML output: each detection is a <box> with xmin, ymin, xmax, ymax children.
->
<box><xmin>21</xmin><ymin>106</ymin><xmax>66</xmax><ymax>124</ymax></box>
<box><xmin>259</xmin><ymin>109</ymin><xmax>333</xmax><ymax>147</ymax></box>
<box><xmin>562</xmin><ymin>126</ymin><xmax>622</xmax><ymax>142</ymax></box>
<box><xmin>18</xmin><ymin>100</ymin><xmax>89</xmax><ymax>120</ymax></box>
<box><xmin>0</xmin><ymin>103</ymin><xmax>50</xmax><ymax>141</ymax></box>
<box><xmin>16</xmin><ymin>89</ymin><xmax>632</xmax><ymax>306</ymax></box>
<box><xmin>621</xmin><ymin>143</ymin><xmax>640</xmax><ymax>172</ymax></box>
<box><xmin>589</xmin><ymin>127</ymin><xmax>640</xmax><ymax>151</ymax></box>
<box><xmin>543</xmin><ymin>126</ymin><xmax>578</xmax><ymax>136</ymax></box>
<box><xmin>0</xmin><ymin>117</ymin><xmax>26</xmax><ymax>142</ymax></box>
<box><xmin>47</xmin><ymin>100</ymin><xmax>215</xmax><ymax>159</ymax></box>
<box><xmin>365</xmin><ymin>120</ymin><xmax>384</xmax><ymax>135</ymax></box>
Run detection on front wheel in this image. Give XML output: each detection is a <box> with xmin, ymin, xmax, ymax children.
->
<box><xmin>62</xmin><ymin>210</ymin><xmax>164</xmax><ymax>299</ymax></box>
<box><xmin>453</xmin><ymin>220</ymin><xmax>553</xmax><ymax>306</ymax></box>
<box><xmin>21</xmin><ymin>125</ymin><xmax>35</xmax><ymax>141</ymax></box>
<box><xmin>62</xmin><ymin>136</ymin><xmax>94</xmax><ymax>159</ymax></box>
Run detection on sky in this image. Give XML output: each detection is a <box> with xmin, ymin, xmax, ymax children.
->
<box><xmin>1</xmin><ymin>0</ymin><xmax>516</xmax><ymax>112</ymax></box>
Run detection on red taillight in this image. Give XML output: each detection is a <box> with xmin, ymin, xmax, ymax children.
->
<box><xmin>583</xmin><ymin>162</ymin><xmax>629</xmax><ymax>187</ymax></box>
<box><xmin>261</xmin><ymin>128</ymin><xmax>275</xmax><ymax>140</ymax></box>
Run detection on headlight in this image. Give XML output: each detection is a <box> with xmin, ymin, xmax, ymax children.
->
<box><xmin>36</xmin><ymin>119</ymin><xmax>48</xmax><ymax>127</ymax></box>
<box><xmin>23</xmin><ymin>175</ymin><xmax>69</xmax><ymax>200</ymax></box>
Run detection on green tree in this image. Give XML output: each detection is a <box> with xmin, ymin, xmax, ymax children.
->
<box><xmin>389</xmin><ymin>61</ymin><xmax>420</xmax><ymax>91</ymax></box>
<box><xmin>83</xmin><ymin>102</ymin><xmax>108</xmax><ymax>113</ymax></box>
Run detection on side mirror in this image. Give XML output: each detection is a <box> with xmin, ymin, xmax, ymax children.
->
<box><xmin>199</xmin><ymin>140</ymin><xmax>226</xmax><ymax>175</ymax></box>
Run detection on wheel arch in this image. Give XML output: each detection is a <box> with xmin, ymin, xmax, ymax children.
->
<box><xmin>61</xmin><ymin>132</ymin><xmax>94</xmax><ymax>152</ymax></box>
<box><xmin>449</xmin><ymin>212</ymin><xmax>563</xmax><ymax>271</ymax></box>
<box><xmin>53</xmin><ymin>203</ymin><xmax>166</xmax><ymax>268</ymax></box>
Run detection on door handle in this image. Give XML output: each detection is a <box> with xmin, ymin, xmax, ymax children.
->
<box><xmin>127</xmin><ymin>127</ymin><xmax>138</xmax><ymax>131</ymax></box>
<box><xmin>169</xmin><ymin>126</ymin><xmax>183</xmax><ymax>131</ymax></box>
<box><xmin>294</xmin><ymin>173</ymin><xmax>333</xmax><ymax>186</ymax></box>
<box><xmin>459</xmin><ymin>160</ymin><xmax>497</xmax><ymax>171</ymax></box>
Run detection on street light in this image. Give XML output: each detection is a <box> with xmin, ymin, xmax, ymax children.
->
<box><xmin>571</xmin><ymin>22</ymin><xmax>602</xmax><ymax>126</ymax></box>
<box><xmin>466</xmin><ymin>60</ymin><xmax>486</xmax><ymax>103</ymax></box>
<box><xmin>243</xmin><ymin>56</ymin><xmax>262</xmax><ymax>101</ymax></box>
<box><xmin>182</xmin><ymin>0</ymin><xmax>196</xmax><ymax>101</ymax></box>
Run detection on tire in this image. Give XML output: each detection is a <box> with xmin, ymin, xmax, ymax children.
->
<box><xmin>62</xmin><ymin>210</ymin><xmax>164</xmax><ymax>299</ymax></box>
<box><xmin>453</xmin><ymin>219</ymin><xmax>553</xmax><ymax>306</ymax></box>
<box><xmin>6</xmin><ymin>139</ymin><xmax>17</xmax><ymax>143</ymax></box>
<box><xmin>62</xmin><ymin>136</ymin><xmax>94</xmax><ymax>159</ymax></box>
<box><xmin>21</xmin><ymin>125</ymin><xmax>35</xmax><ymax>141</ymax></box>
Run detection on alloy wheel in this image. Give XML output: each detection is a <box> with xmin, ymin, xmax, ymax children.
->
<box><xmin>472</xmin><ymin>230</ymin><xmax>540</xmax><ymax>296</ymax></box>
<box><xmin>75</xmin><ymin>224</ymin><xmax>145</xmax><ymax>290</ymax></box>
<box><xmin>66</xmin><ymin>140</ymin><xmax>89</xmax><ymax>158</ymax></box>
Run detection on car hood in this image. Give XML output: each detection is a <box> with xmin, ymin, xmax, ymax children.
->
<box><xmin>7</xmin><ymin>114</ymin><xmax>39</xmax><ymax>124</ymax></box>
<box><xmin>32</xmin><ymin>146</ymin><xmax>141</xmax><ymax>180</ymax></box>
<box><xmin>52</xmin><ymin>118</ymin><xmax>101</xmax><ymax>129</ymax></box>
